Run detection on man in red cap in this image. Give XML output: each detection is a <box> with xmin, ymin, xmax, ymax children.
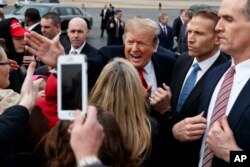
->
<box><xmin>0</xmin><ymin>18</ymin><xmax>29</xmax><ymax>93</ymax></box>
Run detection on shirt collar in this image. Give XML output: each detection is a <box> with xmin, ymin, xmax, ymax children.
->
<box><xmin>70</xmin><ymin>41</ymin><xmax>86</xmax><ymax>54</ymax></box>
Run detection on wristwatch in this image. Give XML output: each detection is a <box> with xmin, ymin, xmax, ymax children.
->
<box><xmin>77</xmin><ymin>156</ymin><xmax>101</xmax><ymax>167</ymax></box>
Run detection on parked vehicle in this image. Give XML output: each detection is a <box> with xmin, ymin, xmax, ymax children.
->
<box><xmin>5</xmin><ymin>3</ymin><xmax>93</xmax><ymax>31</ymax></box>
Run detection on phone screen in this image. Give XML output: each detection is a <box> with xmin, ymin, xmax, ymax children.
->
<box><xmin>61</xmin><ymin>64</ymin><xmax>82</xmax><ymax>110</ymax></box>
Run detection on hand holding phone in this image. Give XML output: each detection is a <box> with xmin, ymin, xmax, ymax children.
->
<box><xmin>57</xmin><ymin>55</ymin><xmax>87</xmax><ymax>120</ymax></box>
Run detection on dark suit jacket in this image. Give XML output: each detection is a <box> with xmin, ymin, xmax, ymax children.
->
<box><xmin>192</xmin><ymin>61</ymin><xmax>250</xmax><ymax>167</ymax></box>
<box><xmin>100</xmin><ymin>8</ymin><xmax>110</xmax><ymax>29</ymax></box>
<box><xmin>160</xmin><ymin>52</ymin><xmax>229</xmax><ymax>166</ymax></box>
<box><xmin>31</xmin><ymin>24</ymin><xmax>42</xmax><ymax>35</ymax></box>
<box><xmin>65</xmin><ymin>42</ymin><xmax>98</xmax><ymax>58</ymax></box>
<box><xmin>0</xmin><ymin>105</ymin><xmax>29</xmax><ymax>166</ymax></box>
<box><xmin>106</xmin><ymin>17</ymin><xmax>124</xmax><ymax>45</ymax></box>
<box><xmin>172</xmin><ymin>16</ymin><xmax>183</xmax><ymax>41</ymax></box>
<box><xmin>59</xmin><ymin>34</ymin><xmax>70</xmax><ymax>50</ymax></box>
<box><xmin>178</xmin><ymin>24</ymin><xmax>188</xmax><ymax>54</ymax></box>
<box><xmin>158</xmin><ymin>25</ymin><xmax>174</xmax><ymax>50</ymax></box>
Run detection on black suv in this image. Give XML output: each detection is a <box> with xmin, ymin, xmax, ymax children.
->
<box><xmin>5</xmin><ymin>3</ymin><xmax>93</xmax><ymax>30</ymax></box>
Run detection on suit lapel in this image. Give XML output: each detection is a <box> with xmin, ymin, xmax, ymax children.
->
<box><xmin>228</xmin><ymin>79</ymin><xmax>250</xmax><ymax>130</ymax></box>
<box><xmin>202</xmin><ymin>62</ymin><xmax>231</xmax><ymax>116</ymax></box>
<box><xmin>171</xmin><ymin>56</ymin><xmax>193</xmax><ymax>109</ymax></box>
<box><xmin>182</xmin><ymin>53</ymin><xmax>229</xmax><ymax>112</ymax></box>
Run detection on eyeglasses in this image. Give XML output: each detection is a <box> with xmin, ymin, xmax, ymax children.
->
<box><xmin>0</xmin><ymin>59</ymin><xmax>11</xmax><ymax>66</ymax></box>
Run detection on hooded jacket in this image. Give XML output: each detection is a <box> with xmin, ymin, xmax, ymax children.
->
<box><xmin>0</xmin><ymin>18</ymin><xmax>25</xmax><ymax>93</ymax></box>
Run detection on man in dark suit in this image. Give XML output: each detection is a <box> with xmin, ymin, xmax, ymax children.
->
<box><xmin>161</xmin><ymin>1</ymin><xmax>250</xmax><ymax>166</ymax></box>
<box><xmin>34</xmin><ymin>12</ymin><xmax>70</xmax><ymax>76</ymax></box>
<box><xmin>40</xmin><ymin>12</ymin><xmax>69</xmax><ymax>49</ymax></box>
<box><xmin>152</xmin><ymin>9</ymin><xmax>229</xmax><ymax>166</ymax></box>
<box><xmin>172</xmin><ymin>9</ymin><xmax>184</xmax><ymax>43</ymax></box>
<box><xmin>157</xmin><ymin>12</ymin><xmax>174</xmax><ymax>51</ymax></box>
<box><xmin>177</xmin><ymin>9</ymin><xmax>193</xmax><ymax>54</ymax></box>
<box><xmin>65</xmin><ymin>17</ymin><xmax>97</xmax><ymax>57</ymax></box>
<box><xmin>106</xmin><ymin>9</ymin><xmax>125</xmax><ymax>46</ymax></box>
<box><xmin>100</xmin><ymin>4</ymin><xmax>110</xmax><ymax>38</ymax></box>
<box><xmin>24</xmin><ymin>8</ymin><xmax>42</xmax><ymax>34</ymax></box>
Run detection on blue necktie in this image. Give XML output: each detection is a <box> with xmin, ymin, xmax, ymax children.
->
<box><xmin>176</xmin><ymin>63</ymin><xmax>201</xmax><ymax>112</ymax></box>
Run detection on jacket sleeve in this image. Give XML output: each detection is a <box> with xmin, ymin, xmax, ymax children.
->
<box><xmin>0</xmin><ymin>105</ymin><xmax>29</xmax><ymax>156</ymax></box>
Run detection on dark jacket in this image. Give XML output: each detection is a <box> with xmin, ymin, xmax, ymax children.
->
<box><xmin>159</xmin><ymin>52</ymin><xmax>229</xmax><ymax>167</ymax></box>
<box><xmin>106</xmin><ymin>17</ymin><xmax>124</xmax><ymax>45</ymax></box>
<box><xmin>0</xmin><ymin>105</ymin><xmax>29</xmax><ymax>166</ymax></box>
<box><xmin>158</xmin><ymin>24</ymin><xmax>174</xmax><ymax>51</ymax></box>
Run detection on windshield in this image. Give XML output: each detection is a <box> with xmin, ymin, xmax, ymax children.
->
<box><xmin>13</xmin><ymin>5</ymin><xmax>50</xmax><ymax>16</ymax></box>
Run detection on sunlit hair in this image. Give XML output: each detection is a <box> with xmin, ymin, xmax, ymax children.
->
<box><xmin>193</xmin><ymin>9</ymin><xmax>219</xmax><ymax>29</ymax></box>
<box><xmin>124</xmin><ymin>17</ymin><xmax>159</xmax><ymax>46</ymax></box>
<box><xmin>89</xmin><ymin>58</ymin><xmax>151</xmax><ymax>166</ymax></box>
<box><xmin>38</xmin><ymin>107</ymin><xmax>133</xmax><ymax>167</ymax></box>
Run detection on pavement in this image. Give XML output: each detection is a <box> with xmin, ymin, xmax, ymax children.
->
<box><xmin>7</xmin><ymin>0</ymin><xmax>222</xmax><ymax>9</ymax></box>
<box><xmin>62</xmin><ymin>0</ymin><xmax>221</xmax><ymax>9</ymax></box>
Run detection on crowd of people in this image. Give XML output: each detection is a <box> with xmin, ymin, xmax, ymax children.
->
<box><xmin>1</xmin><ymin>0</ymin><xmax>250</xmax><ymax>166</ymax></box>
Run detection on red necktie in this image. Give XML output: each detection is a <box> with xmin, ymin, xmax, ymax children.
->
<box><xmin>202</xmin><ymin>66</ymin><xmax>235</xmax><ymax>167</ymax></box>
<box><xmin>138</xmin><ymin>68</ymin><xmax>148</xmax><ymax>88</ymax></box>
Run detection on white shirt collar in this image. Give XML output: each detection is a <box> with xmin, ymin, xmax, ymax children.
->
<box><xmin>70</xmin><ymin>41</ymin><xmax>86</xmax><ymax>54</ymax></box>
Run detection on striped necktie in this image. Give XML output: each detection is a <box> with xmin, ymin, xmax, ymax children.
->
<box><xmin>202</xmin><ymin>66</ymin><xmax>235</xmax><ymax>167</ymax></box>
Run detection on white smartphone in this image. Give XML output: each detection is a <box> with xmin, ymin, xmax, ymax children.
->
<box><xmin>57</xmin><ymin>55</ymin><xmax>87</xmax><ymax>120</ymax></box>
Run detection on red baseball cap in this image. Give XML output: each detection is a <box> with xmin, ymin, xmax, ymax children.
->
<box><xmin>10</xmin><ymin>19</ymin><xmax>29</xmax><ymax>37</ymax></box>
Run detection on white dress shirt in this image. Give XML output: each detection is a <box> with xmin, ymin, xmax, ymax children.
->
<box><xmin>198</xmin><ymin>59</ymin><xmax>250</xmax><ymax>167</ymax></box>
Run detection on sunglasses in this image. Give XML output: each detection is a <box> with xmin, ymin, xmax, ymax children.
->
<box><xmin>0</xmin><ymin>59</ymin><xmax>11</xmax><ymax>66</ymax></box>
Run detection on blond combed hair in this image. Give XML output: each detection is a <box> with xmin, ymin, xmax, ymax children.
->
<box><xmin>89</xmin><ymin>58</ymin><xmax>151</xmax><ymax>166</ymax></box>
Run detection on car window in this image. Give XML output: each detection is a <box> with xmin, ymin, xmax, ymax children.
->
<box><xmin>13</xmin><ymin>5</ymin><xmax>50</xmax><ymax>16</ymax></box>
<box><xmin>58</xmin><ymin>7</ymin><xmax>74</xmax><ymax>16</ymax></box>
<box><xmin>73</xmin><ymin>7</ymin><xmax>82</xmax><ymax>15</ymax></box>
<box><xmin>51</xmin><ymin>7</ymin><xmax>59</xmax><ymax>14</ymax></box>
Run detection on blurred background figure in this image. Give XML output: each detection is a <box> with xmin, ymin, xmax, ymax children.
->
<box><xmin>0</xmin><ymin>8</ymin><xmax>5</xmax><ymax>21</ymax></box>
<box><xmin>172</xmin><ymin>9</ymin><xmax>184</xmax><ymax>52</ymax></box>
<box><xmin>106</xmin><ymin>9</ymin><xmax>125</xmax><ymax>45</ymax></box>
<box><xmin>157</xmin><ymin>12</ymin><xmax>174</xmax><ymax>51</ymax></box>
<box><xmin>177</xmin><ymin>9</ymin><xmax>193</xmax><ymax>54</ymax></box>
<box><xmin>100</xmin><ymin>4</ymin><xmax>110</xmax><ymax>38</ymax></box>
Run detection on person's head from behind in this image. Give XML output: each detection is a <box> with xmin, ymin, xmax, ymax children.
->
<box><xmin>40</xmin><ymin>107</ymin><xmax>133</xmax><ymax>167</ymax></box>
<box><xmin>188</xmin><ymin>9</ymin><xmax>220</xmax><ymax>62</ymax></box>
<box><xmin>0</xmin><ymin>38</ymin><xmax>11</xmax><ymax>88</ymax></box>
<box><xmin>158</xmin><ymin>13</ymin><xmax>169</xmax><ymax>25</ymax></box>
<box><xmin>89</xmin><ymin>58</ymin><xmax>151</xmax><ymax>166</ymax></box>
<box><xmin>67</xmin><ymin>17</ymin><xmax>89</xmax><ymax>50</ymax></box>
<box><xmin>41</xmin><ymin>12</ymin><xmax>61</xmax><ymax>40</ymax></box>
<box><xmin>215</xmin><ymin>0</ymin><xmax>250</xmax><ymax>62</ymax></box>
<box><xmin>123</xmin><ymin>18</ymin><xmax>159</xmax><ymax>68</ymax></box>
<box><xmin>24</xmin><ymin>8</ymin><xmax>41</xmax><ymax>27</ymax></box>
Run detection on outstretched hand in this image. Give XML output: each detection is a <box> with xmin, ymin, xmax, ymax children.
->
<box><xmin>19</xmin><ymin>61</ymin><xmax>39</xmax><ymax>113</ymax></box>
<box><xmin>24</xmin><ymin>31</ymin><xmax>65</xmax><ymax>67</ymax></box>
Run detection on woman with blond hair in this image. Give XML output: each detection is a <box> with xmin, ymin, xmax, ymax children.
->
<box><xmin>89</xmin><ymin>57</ymin><xmax>168</xmax><ymax>167</ymax></box>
